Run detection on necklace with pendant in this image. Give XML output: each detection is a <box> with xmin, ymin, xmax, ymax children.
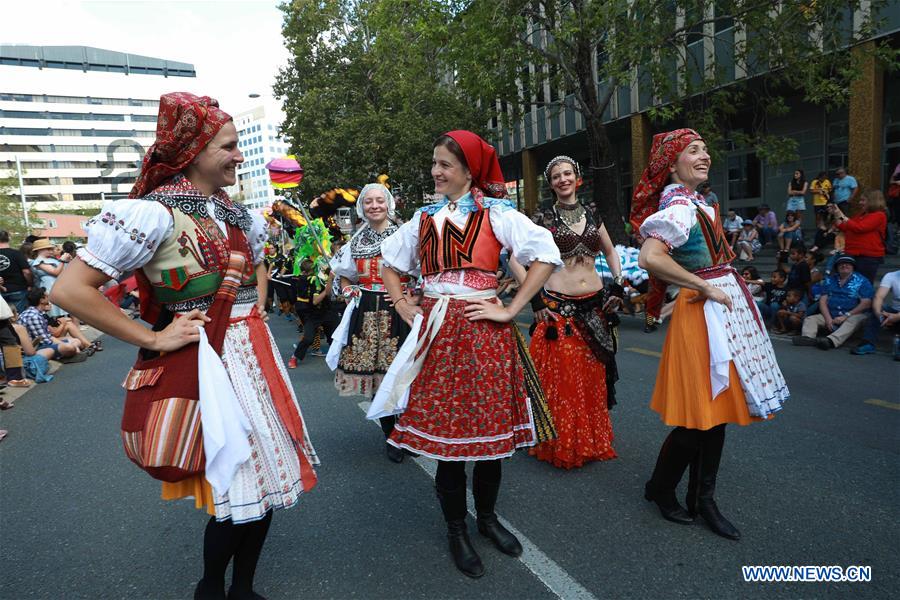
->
<box><xmin>556</xmin><ymin>201</ymin><xmax>585</xmax><ymax>227</ymax></box>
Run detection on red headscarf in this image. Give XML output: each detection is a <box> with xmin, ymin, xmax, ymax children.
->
<box><xmin>129</xmin><ymin>92</ymin><xmax>232</xmax><ymax>198</ymax></box>
<box><xmin>629</xmin><ymin>128</ymin><xmax>703</xmax><ymax>230</ymax></box>
<box><xmin>444</xmin><ymin>130</ymin><xmax>508</xmax><ymax>201</ymax></box>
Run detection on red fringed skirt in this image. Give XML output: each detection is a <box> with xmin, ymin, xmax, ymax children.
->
<box><xmin>529</xmin><ymin>312</ymin><xmax>617</xmax><ymax>469</ymax></box>
<box><xmin>388</xmin><ymin>297</ymin><xmax>537</xmax><ymax>460</ymax></box>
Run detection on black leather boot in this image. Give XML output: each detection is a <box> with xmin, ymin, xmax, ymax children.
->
<box><xmin>644</xmin><ymin>428</ymin><xmax>698</xmax><ymax>525</ymax></box>
<box><xmin>684</xmin><ymin>451</ymin><xmax>701</xmax><ymax>518</ymax></box>
<box><xmin>436</xmin><ymin>484</ymin><xmax>484</xmax><ymax>578</ymax></box>
<box><xmin>473</xmin><ymin>474</ymin><xmax>522</xmax><ymax>557</ymax></box>
<box><xmin>695</xmin><ymin>426</ymin><xmax>741</xmax><ymax>541</ymax></box>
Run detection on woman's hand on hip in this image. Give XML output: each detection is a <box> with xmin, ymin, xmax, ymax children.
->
<box><xmin>465</xmin><ymin>298</ymin><xmax>513</xmax><ymax>323</ymax></box>
<box><xmin>688</xmin><ymin>283</ymin><xmax>733</xmax><ymax>311</ymax></box>
<box><xmin>148</xmin><ymin>309</ymin><xmax>211</xmax><ymax>352</ymax></box>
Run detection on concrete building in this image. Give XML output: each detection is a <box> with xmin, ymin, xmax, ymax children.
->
<box><xmin>0</xmin><ymin>45</ymin><xmax>196</xmax><ymax>211</ymax></box>
<box><xmin>227</xmin><ymin>104</ymin><xmax>291</xmax><ymax>212</ymax></box>
<box><xmin>492</xmin><ymin>6</ymin><xmax>900</xmax><ymax>219</ymax></box>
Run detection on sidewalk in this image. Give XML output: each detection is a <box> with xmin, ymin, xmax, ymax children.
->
<box><xmin>0</xmin><ymin>325</ymin><xmax>104</xmax><ymax>408</ymax></box>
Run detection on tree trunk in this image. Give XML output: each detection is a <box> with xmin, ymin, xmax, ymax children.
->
<box><xmin>585</xmin><ymin>116</ymin><xmax>627</xmax><ymax>244</ymax></box>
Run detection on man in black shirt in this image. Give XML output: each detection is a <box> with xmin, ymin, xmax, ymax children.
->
<box><xmin>0</xmin><ymin>230</ymin><xmax>33</xmax><ymax>312</ymax></box>
<box><xmin>288</xmin><ymin>259</ymin><xmax>340</xmax><ymax>367</ymax></box>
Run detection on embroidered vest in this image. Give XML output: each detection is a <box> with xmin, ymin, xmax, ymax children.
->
<box><xmin>141</xmin><ymin>205</ymin><xmax>257</xmax><ymax>309</ymax></box>
<box><xmin>355</xmin><ymin>257</ymin><xmax>410</xmax><ymax>290</ymax></box>
<box><xmin>670</xmin><ymin>203</ymin><xmax>736</xmax><ymax>273</ymax></box>
<box><xmin>418</xmin><ymin>208</ymin><xmax>501</xmax><ymax>276</ymax></box>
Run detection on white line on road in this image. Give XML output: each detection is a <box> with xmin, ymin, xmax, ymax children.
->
<box><xmin>357</xmin><ymin>401</ymin><xmax>598</xmax><ymax>600</ymax></box>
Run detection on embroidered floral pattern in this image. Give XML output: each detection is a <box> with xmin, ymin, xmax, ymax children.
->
<box><xmin>90</xmin><ymin>211</ymin><xmax>158</xmax><ymax>251</ymax></box>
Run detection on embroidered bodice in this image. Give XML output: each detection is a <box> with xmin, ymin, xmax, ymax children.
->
<box><xmin>419</xmin><ymin>207</ymin><xmax>501</xmax><ymax>276</ymax></box>
<box><xmin>548</xmin><ymin>207</ymin><xmax>603</xmax><ymax>260</ymax></box>
<box><xmin>639</xmin><ymin>184</ymin><xmax>735</xmax><ymax>273</ymax></box>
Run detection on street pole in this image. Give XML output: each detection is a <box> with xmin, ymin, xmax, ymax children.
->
<box><xmin>14</xmin><ymin>155</ymin><xmax>30</xmax><ymax>231</ymax></box>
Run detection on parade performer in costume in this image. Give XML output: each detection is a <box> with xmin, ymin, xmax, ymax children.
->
<box><xmin>632</xmin><ymin>129</ymin><xmax>787</xmax><ymax>541</ymax></box>
<box><xmin>326</xmin><ymin>182</ymin><xmax>412</xmax><ymax>463</ymax></box>
<box><xmin>51</xmin><ymin>92</ymin><xmax>319</xmax><ymax>599</ymax></box>
<box><xmin>371</xmin><ymin>131</ymin><xmax>561</xmax><ymax>578</ymax></box>
<box><xmin>524</xmin><ymin>156</ymin><xmax>623</xmax><ymax>469</ymax></box>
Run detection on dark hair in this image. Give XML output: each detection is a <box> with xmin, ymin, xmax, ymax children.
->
<box><xmin>785</xmin><ymin>210</ymin><xmax>796</xmax><ymax>220</ymax></box>
<box><xmin>433</xmin><ymin>135</ymin><xmax>469</xmax><ymax>171</ymax></box>
<box><xmin>741</xmin><ymin>266</ymin><xmax>760</xmax><ymax>279</ymax></box>
<box><xmin>772</xmin><ymin>268</ymin><xmax>787</xmax><ymax>279</ymax></box>
<box><xmin>805</xmin><ymin>249</ymin><xmax>823</xmax><ymax>264</ymax></box>
<box><xmin>27</xmin><ymin>287</ymin><xmax>47</xmax><ymax>307</ymax></box>
<box><xmin>62</xmin><ymin>241</ymin><xmax>77</xmax><ymax>255</ymax></box>
<box><xmin>0</xmin><ymin>230</ymin><xmax>9</xmax><ymax>243</ymax></box>
<box><xmin>786</xmin><ymin>287</ymin><xmax>804</xmax><ymax>297</ymax></box>
<box><xmin>24</xmin><ymin>235</ymin><xmax>40</xmax><ymax>245</ymax></box>
<box><xmin>815</xmin><ymin>171</ymin><xmax>827</xmax><ymax>180</ymax></box>
<box><xmin>789</xmin><ymin>241</ymin><xmax>806</xmax><ymax>253</ymax></box>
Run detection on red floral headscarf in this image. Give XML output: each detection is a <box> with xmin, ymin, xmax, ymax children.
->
<box><xmin>629</xmin><ymin>128</ymin><xmax>703</xmax><ymax>230</ymax></box>
<box><xmin>444</xmin><ymin>130</ymin><xmax>508</xmax><ymax>201</ymax></box>
<box><xmin>129</xmin><ymin>92</ymin><xmax>232</xmax><ymax>198</ymax></box>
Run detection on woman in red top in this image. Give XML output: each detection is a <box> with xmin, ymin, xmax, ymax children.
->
<box><xmin>830</xmin><ymin>190</ymin><xmax>888</xmax><ymax>283</ymax></box>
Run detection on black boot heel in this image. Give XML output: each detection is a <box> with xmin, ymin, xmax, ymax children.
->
<box><xmin>644</xmin><ymin>482</ymin><xmax>694</xmax><ymax>524</ymax></box>
<box><xmin>477</xmin><ymin>514</ymin><xmax>523</xmax><ymax>557</ymax></box>
<box><xmin>698</xmin><ymin>500</ymin><xmax>741</xmax><ymax>540</ymax></box>
<box><xmin>447</xmin><ymin>519</ymin><xmax>485</xmax><ymax>578</ymax></box>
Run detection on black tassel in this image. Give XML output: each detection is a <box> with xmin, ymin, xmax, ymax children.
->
<box><xmin>564</xmin><ymin>323</ymin><xmax>573</xmax><ymax>336</ymax></box>
<box><xmin>545</xmin><ymin>325</ymin><xmax>558</xmax><ymax>340</ymax></box>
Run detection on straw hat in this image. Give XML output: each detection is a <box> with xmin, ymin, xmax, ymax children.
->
<box><xmin>30</xmin><ymin>238</ymin><xmax>56</xmax><ymax>253</ymax></box>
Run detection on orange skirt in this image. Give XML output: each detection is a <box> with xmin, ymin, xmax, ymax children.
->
<box><xmin>650</xmin><ymin>289</ymin><xmax>764</xmax><ymax>430</ymax></box>
<box><xmin>161</xmin><ymin>475</ymin><xmax>216</xmax><ymax>516</ymax></box>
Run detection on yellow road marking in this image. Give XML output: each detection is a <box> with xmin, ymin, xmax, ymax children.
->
<box><xmin>626</xmin><ymin>346</ymin><xmax>662</xmax><ymax>358</ymax></box>
<box><xmin>864</xmin><ymin>399</ymin><xmax>900</xmax><ymax>411</ymax></box>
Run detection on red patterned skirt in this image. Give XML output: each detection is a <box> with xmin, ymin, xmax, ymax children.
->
<box><xmin>388</xmin><ymin>297</ymin><xmax>537</xmax><ymax>460</ymax></box>
<box><xmin>529</xmin><ymin>295</ymin><xmax>617</xmax><ymax>469</ymax></box>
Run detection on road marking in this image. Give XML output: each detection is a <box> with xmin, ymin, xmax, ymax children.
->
<box><xmin>625</xmin><ymin>346</ymin><xmax>662</xmax><ymax>358</ymax></box>
<box><xmin>864</xmin><ymin>399</ymin><xmax>900</xmax><ymax>411</ymax></box>
<box><xmin>357</xmin><ymin>401</ymin><xmax>598</xmax><ymax>600</ymax></box>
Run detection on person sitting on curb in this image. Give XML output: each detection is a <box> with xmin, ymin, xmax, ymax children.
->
<box><xmin>752</xmin><ymin>204</ymin><xmax>779</xmax><ymax>247</ymax></box>
<box><xmin>793</xmin><ymin>256</ymin><xmax>873</xmax><ymax>350</ymax></box>
<box><xmin>850</xmin><ymin>269</ymin><xmax>900</xmax><ymax>359</ymax></box>
<box><xmin>17</xmin><ymin>288</ymin><xmax>87</xmax><ymax>361</ymax></box>
<box><xmin>774</xmin><ymin>288</ymin><xmax>807</xmax><ymax>335</ymax></box>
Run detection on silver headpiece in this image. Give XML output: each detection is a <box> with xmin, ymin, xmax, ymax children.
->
<box><xmin>543</xmin><ymin>155</ymin><xmax>581</xmax><ymax>181</ymax></box>
<box><xmin>356</xmin><ymin>183</ymin><xmax>396</xmax><ymax>221</ymax></box>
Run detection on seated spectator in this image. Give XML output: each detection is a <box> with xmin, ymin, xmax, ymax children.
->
<box><xmin>785</xmin><ymin>245</ymin><xmax>811</xmax><ymax>298</ymax></box>
<box><xmin>736</xmin><ymin>220</ymin><xmax>761</xmax><ymax>261</ymax></box>
<box><xmin>777</xmin><ymin>210</ymin><xmax>802</xmax><ymax>254</ymax></box>
<box><xmin>11</xmin><ymin>320</ymin><xmax>56</xmax><ymax>383</ymax></box>
<box><xmin>741</xmin><ymin>266</ymin><xmax>766</xmax><ymax>304</ymax></box>
<box><xmin>700</xmin><ymin>182</ymin><xmax>719</xmax><ymax>206</ymax></box>
<box><xmin>774</xmin><ymin>288</ymin><xmax>807</xmax><ymax>334</ymax></box>
<box><xmin>850</xmin><ymin>269</ymin><xmax>900</xmax><ymax>359</ymax></box>
<box><xmin>723</xmin><ymin>209</ymin><xmax>743</xmax><ymax>247</ymax></box>
<box><xmin>805</xmin><ymin>250</ymin><xmax>825</xmax><ymax>314</ymax></box>
<box><xmin>753</xmin><ymin>204</ymin><xmax>779</xmax><ymax>246</ymax></box>
<box><xmin>810</xmin><ymin>216</ymin><xmax>837</xmax><ymax>254</ymax></box>
<box><xmin>1</xmin><ymin>311</ymin><xmax>32</xmax><ymax>391</ymax></box>
<box><xmin>18</xmin><ymin>288</ymin><xmax>88</xmax><ymax>360</ymax></box>
<box><xmin>758</xmin><ymin>269</ymin><xmax>788</xmax><ymax>323</ymax></box>
<box><xmin>793</xmin><ymin>256</ymin><xmax>874</xmax><ymax>350</ymax></box>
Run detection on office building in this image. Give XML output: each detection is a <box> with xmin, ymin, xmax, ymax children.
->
<box><xmin>227</xmin><ymin>104</ymin><xmax>292</xmax><ymax>212</ymax></box>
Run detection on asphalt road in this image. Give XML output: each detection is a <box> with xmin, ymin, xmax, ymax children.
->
<box><xmin>1</xmin><ymin>311</ymin><xmax>898</xmax><ymax>599</ymax></box>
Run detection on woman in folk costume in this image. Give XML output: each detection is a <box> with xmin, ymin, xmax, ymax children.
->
<box><xmin>524</xmin><ymin>155</ymin><xmax>624</xmax><ymax>469</ymax></box>
<box><xmin>327</xmin><ymin>182</ymin><xmax>412</xmax><ymax>463</ymax></box>
<box><xmin>372</xmin><ymin>130</ymin><xmax>562</xmax><ymax>578</ymax></box>
<box><xmin>52</xmin><ymin>92</ymin><xmax>318</xmax><ymax>600</ymax></box>
<box><xmin>632</xmin><ymin>129</ymin><xmax>788</xmax><ymax>541</ymax></box>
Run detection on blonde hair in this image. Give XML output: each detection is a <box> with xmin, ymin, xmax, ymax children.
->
<box><xmin>860</xmin><ymin>189</ymin><xmax>887</xmax><ymax>214</ymax></box>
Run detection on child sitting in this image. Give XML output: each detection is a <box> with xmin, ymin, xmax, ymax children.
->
<box><xmin>774</xmin><ymin>288</ymin><xmax>807</xmax><ymax>334</ymax></box>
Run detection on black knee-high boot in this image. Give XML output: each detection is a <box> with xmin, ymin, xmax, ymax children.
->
<box><xmin>380</xmin><ymin>415</ymin><xmax>404</xmax><ymax>463</ymax></box>
<box><xmin>435</xmin><ymin>461</ymin><xmax>484</xmax><ymax>578</ymax></box>
<box><xmin>227</xmin><ymin>511</ymin><xmax>273</xmax><ymax>600</ymax></box>
<box><xmin>472</xmin><ymin>461</ymin><xmax>522</xmax><ymax>557</ymax></box>
<box><xmin>695</xmin><ymin>425</ymin><xmax>741</xmax><ymax>540</ymax></box>
<box><xmin>196</xmin><ymin>517</ymin><xmax>240</xmax><ymax>600</ymax></box>
<box><xmin>644</xmin><ymin>427</ymin><xmax>700</xmax><ymax>524</ymax></box>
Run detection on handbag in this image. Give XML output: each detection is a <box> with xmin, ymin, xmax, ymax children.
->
<box><xmin>0</xmin><ymin>294</ymin><xmax>12</xmax><ymax>320</ymax></box>
<box><xmin>119</xmin><ymin>222</ymin><xmax>250</xmax><ymax>482</ymax></box>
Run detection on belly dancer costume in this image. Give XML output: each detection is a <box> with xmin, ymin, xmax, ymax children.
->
<box><xmin>530</xmin><ymin>201</ymin><xmax>619</xmax><ymax>469</ymax></box>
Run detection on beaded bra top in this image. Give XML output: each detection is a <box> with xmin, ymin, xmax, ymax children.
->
<box><xmin>549</xmin><ymin>205</ymin><xmax>603</xmax><ymax>260</ymax></box>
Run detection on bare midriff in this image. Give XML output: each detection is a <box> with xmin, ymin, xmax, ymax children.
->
<box><xmin>545</xmin><ymin>258</ymin><xmax>604</xmax><ymax>296</ymax></box>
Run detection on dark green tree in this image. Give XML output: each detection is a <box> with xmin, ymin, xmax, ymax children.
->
<box><xmin>0</xmin><ymin>172</ymin><xmax>37</xmax><ymax>242</ymax></box>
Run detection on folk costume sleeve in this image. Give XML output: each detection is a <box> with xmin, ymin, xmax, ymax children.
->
<box><xmin>380</xmin><ymin>214</ymin><xmax>422</xmax><ymax>276</ymax></box>
<box><xmin>77</xmin><ymin>199</ymin><xmax>174</xmax><ymax>279</ymax></box>
<box><xmin>486</xmin><ymin>200</ymin><xmax>563</xmax><ymax>269</ymax></box>
<box><xmin>329</xmin><ymin>243</ymin><xmax>358</xmax><ymax>283</ymax></box>
<box><xmin>638</xmin><ymin>189</ymin><xmax>698</xmax><ymax>251</ymax></box>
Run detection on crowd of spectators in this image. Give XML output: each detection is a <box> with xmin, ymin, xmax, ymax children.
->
<box><xmin>0</xmin><ymin>230</ymin><xmax>104</xmax><ymax>443</ymax></box>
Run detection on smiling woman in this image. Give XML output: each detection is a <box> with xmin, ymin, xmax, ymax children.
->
<box><xmin>49</xmin><ymin>92</ymin><xmax>319</xmax><ymax>600</ymax></box>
